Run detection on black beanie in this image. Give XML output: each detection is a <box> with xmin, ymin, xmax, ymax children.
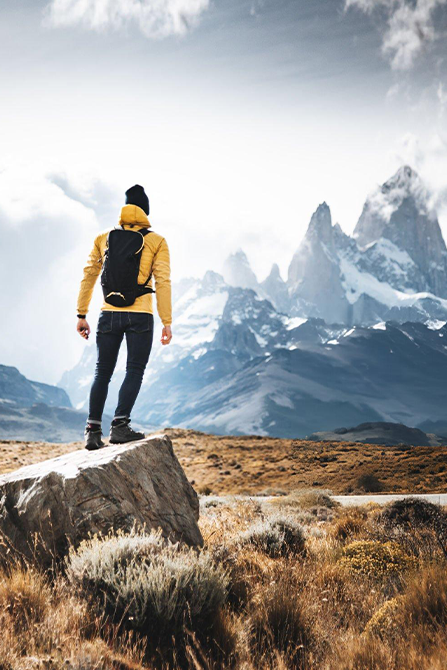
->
<box><xmin>125</xmin><ymin>184</ymin><xmax>149</xmax><ymax>216</ymax></box>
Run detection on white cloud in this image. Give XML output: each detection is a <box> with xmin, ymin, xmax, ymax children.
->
<box><xmin>43</xmin><ymin>0</ymin><xmax>210</xmax><ymax>38</ymax></box>
<box><xmin>393</xmin><ymin>131</ymin><xmax>447</xmax><ymax>223</ymax></box>
<box><xmin>345</xmin><ymin>0</ymin><xmax>447</xmax><ymax>70</ymax></box>
<box><xmin>0</xmin><ymin>164</ymin><xmax>110</xmax><ymax>383</ymax></box>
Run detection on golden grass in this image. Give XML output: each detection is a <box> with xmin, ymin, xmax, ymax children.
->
<box><xmin>0</xmin><ymin>487</ymin><xmax>447</xmax><ymax>668</ymax></box>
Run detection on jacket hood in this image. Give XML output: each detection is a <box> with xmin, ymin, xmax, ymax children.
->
<box><xmin>119</xmin><ymin>205</ymin><xmax>151</xmax><ymax>229</ymax></box>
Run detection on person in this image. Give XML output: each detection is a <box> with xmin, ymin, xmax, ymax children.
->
<box><xmin>76</xmin><ymin>184</ymin><xmax>172</xmax><ymax>450</ymax></box>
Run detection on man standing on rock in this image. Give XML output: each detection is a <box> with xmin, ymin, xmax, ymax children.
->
<box><xmin>76</xmin><ymin>185</ymin><xmax>172</xmax><ymax>450</ymax></box>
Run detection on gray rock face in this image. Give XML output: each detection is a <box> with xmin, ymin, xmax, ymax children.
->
<box><xmin>284</xmin><ymin>167</ymin><xmax>447</xmax><ymax>324</ymax></box>
<box><xmin>287</xmin><ymin>203</ymin><xmax>351</xmax><ymax>323</ymax></box>
<box><xmin>354</xmin><ymin>166</ymin><xmax>447</xmax><ymax>297</ymax></box>
<box><xmin>260</xmin><ymin>263</ymin><xmax>290</xmax><ymax>313</ymax></box>
<box><xmin>0</xmin><ymin>435</ymin><xmax>202</xmax><ymax>566</ymax></box>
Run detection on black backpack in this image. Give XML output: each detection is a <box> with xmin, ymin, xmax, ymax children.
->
<box><xmin>101</xmin><ymin>227</ymin><xmax>155</xmax><ymax>308</ymax></box>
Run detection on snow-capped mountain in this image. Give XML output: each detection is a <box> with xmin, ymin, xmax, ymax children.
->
<box><xmin>141</xmin><ymin>320</ymin><xmax>447</xmax><ymax>438</ymax></box>
<box><xmin>354</xmin><ymin>166</ymin><xmax>447</xmax><ymax>298</ymax></box>
<box><xmin>62</xmin><ymin>312</ymin><xmax>447</xmax><ymax>438</ymax></box>
<box><xmin>59</xmin><ymin>165</ymin><xmax>447</xmax><ymax>438</ymax></box>
<box><xmin>280</xmin><ymin>166</ymin><xmax>447</xmax><ymax>324</ymax></box>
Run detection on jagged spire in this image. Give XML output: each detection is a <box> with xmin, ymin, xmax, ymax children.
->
<box><xmin>222</xmin><ymin>249</ymin><xmax>259</xmax><ymax>290</ymax></box>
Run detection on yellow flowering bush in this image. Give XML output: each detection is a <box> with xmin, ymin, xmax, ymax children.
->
<box><xmin>338</xmin><ymin>540</ymin><xmax>416</xmax><ymax>578</ymax></box>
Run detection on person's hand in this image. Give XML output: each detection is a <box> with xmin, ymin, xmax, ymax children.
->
<box><xmin>77</xmin><ymin>318</ymin><xmax>91</xmax><ymax>340</ymax></box>
<box><xmin>161</xmin><ymin>326</ymin><xmax>172</xmax><ymax>345</ymax></box>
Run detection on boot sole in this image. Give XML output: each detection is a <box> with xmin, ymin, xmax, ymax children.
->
<box><xmin>109</xmin><ymin>436</ymin><xmax>145</xmax><ymax>444</ymax></box>
<box><xmin>85</xmin><ymin>443</ymin><xmax>105</xmax><ymax>451</ymax></box>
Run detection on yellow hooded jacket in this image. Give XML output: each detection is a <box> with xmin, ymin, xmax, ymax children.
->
<box><xmin>77</xmin><ymin>205</ymin><xmax>172</xmax><ymax>326</ymax></box>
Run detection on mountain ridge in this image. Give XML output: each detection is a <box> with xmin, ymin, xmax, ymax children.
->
<box><xmin>57</xmin><ymin>165</ymin><xmax>447</xmax><ymax>440</ymax></box>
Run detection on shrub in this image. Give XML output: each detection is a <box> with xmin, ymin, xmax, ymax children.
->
<box><xmin>210</xmin><ymin>542</ymin><xmax>271</xmax><ymax>612</ymax></box>
<box><xmin>379</xmin><ymin>498</ymin><xmax>447</xmax><ymax>532</ymax></box>
<box><xmin>66</xmin><ymin>529</ymin><xmax>229</xmax><ymax>643</ymax></box>
<box><xmin>198</xmin><ymin>484</ymin><xmax>213</xmax><ymax>496</ymax></box>
<box><xmin>331</xmin><ymin>508</ymin><xmax>369</xmax><ymax>542</ymax></box>
<box><xmin>338</xmin><ymin>541</ymin><xmax>416</xmax><ymax>579</ymax></box>
<box><xmin>356</xmin><ymin>473</ymin><xmax>384</xmax><ymax>493</ymax></box>
<box><xmin>378</xmin><ymin>498</ymin><xmax>447</xmax><ymax>558</ymax></box>
<box><xmin>278</xmin><ymin>489</ymin><xmax>339</xmax><ymax>510</ymax></box>
<box><xmin>363</xmin><ymin>566</ymin><xmax>447</xmax><ymax>649</ymax></box>
<box><xmin>238</xmin><ymin>517</ymin><xmax>306</xmax><ymax>558</ymax></box>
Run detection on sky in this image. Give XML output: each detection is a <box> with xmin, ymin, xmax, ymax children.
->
<box><xmin>0</xmin><ymin>0</ymin><xmax>446</xmax><ymax>383</ymax></box>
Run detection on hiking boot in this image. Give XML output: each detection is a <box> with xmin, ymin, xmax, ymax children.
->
<box><xmin>84</xmin><ymin>424</ymin><xmax>105</xmax><ymax>451</ymax></box>
<box><xmin>109</xmin><ymin>419</ymin><xmax>145</xmax><ymax>444</ymax></box>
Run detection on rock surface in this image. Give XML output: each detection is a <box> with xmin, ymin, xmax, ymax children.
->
<box><xmin>0</xmin><ymin>434</ymin><xmax>202</xmax><ymax>566</ymax></box>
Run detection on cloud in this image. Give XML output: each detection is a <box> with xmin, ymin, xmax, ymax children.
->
<box><xmin>345</xmin><ymin>0</ymin><xmax>447</xmax><ymax>70</ymax></box>
<box><xmin>43</xmin><ymin>0</ymin><xmax>210</xmax><ymax>38</ymax></box>
<box><xmin>393</xmin><ymin>131</ymin><xmax>447</xmax><ymax>221</ymax></box>
<box><xmin>0</xmin><ymin>164</ymin><xmax>115</xmax><ymax>383</ymax></box>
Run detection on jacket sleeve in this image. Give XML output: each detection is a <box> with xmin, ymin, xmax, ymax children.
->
<box><xmin>76</xmin><ymin>236</ymin><xmax>103</xmax><ymax>315</ymax></box>
<box><xmin>152</xmin><ymin>237</ymin><xmax>172</xmax><ymax>326</ymax></box>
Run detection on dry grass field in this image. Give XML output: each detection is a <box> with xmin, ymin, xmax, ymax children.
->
<box><xmin>1</xmin><ymin>492</ymin><xmax>447</xmax><ymax>669</ymax></box>
<box><xmin>1</xmin><ymin>428</ymin><xmax>447</xmax><ymax>494</ymax></box>
<box><xmin>1</xmin><ymin>430</ymin><xmax>447</xmax><ymax>668</ymax></box>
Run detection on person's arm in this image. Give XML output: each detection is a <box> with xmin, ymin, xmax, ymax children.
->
<box><xmin>76</xmin><ymin>236</ymin><xmax>102</xmax><ymax>340</ymax></box>
<box><xmin>152</xmin><ymin>237</ymin><xmax>172</xmax><ymax>345</ymax></box>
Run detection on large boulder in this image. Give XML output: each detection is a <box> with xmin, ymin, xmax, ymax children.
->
<box><xmin>0</xmin><ymin>434</ymin><xmax>202</xmax><ymax>566</ymax></box>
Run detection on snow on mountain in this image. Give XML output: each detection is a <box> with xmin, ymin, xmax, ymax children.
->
<box><xmin>355</xmin><ymin>166</ymin><xmax>432</xmax><ymax>236</ymax></box>
<box><xmin>58</xmin><ymin>164</ymin><xmax>447</xmax><ymax>438</ymax></box>
<box><xmin>354</xmin><ymin>165</ymin><xmax>447</xmax><ymax>297</ymax></box>
<box><xmin>128</xmin><ymin>321</ymin><xmax>447</xmax><ymax>438</ymax></box>
<box><xmin>282</xmin><ymin>166</ymin><xmax>447</xmax><ymax>324</ymax></box>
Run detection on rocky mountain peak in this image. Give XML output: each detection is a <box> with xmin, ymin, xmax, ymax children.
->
<box><xmin>201</xmin><ymin>270</ymin><xmax>227</xmax><ymax>291</ymax></box>
<box><xmin>386</xmin><ymin>164</ymin><xmax>418</xmax><ymax>189</ymax></box>
<box><xmin>260</xmin><ymin>263</ymin><xmax>289</xmax><ymax>312</ymax></box>
<box><xmin>222</xmin><ymin>248</ymin><xmax>259</xmax><ymax>291</ymax></box>
<box><xmin>354</xmin><ymin>165</ymin><xmax>447</xmax><ymax>297</ymax></box>
<box><xmin>265</xmin><ymin>263</ymin><xmax>282</xmax><ymax>282</ymax></box>
<box><xmin>306</xmin><ymin>202</ymin><xmax>333</xmax><ymax>245</ymax></box>
<box><xmin>353</xmin><ymin>166</ymin><xmax>433</xmax><ymax>245</ymax></box>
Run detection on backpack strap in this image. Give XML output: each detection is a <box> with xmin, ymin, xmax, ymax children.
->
<box><xmin>139</xmin><ymin>229</ymin><xmax>154</xmax><ymax>288</ymax></box>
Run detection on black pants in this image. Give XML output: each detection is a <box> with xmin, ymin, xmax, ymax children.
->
<box><xmin>88</xmin><ymin>311</ymin><xmax>154</xmax><ymax>423</ymax></box>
